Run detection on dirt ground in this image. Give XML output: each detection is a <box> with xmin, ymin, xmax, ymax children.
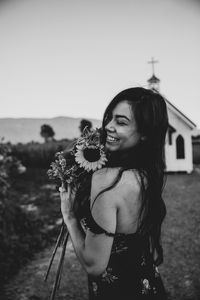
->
<box><xmin>4</xmin><ymin>241</ymin><xmax>88</xmax><ymax>300</ymax></box>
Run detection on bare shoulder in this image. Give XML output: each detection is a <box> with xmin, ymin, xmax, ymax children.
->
<box><xmin>90</xmin><ymin>168</ymin><xmax>121</xmax><ymax>204</ymax></box>
<box><xmin>92</xmin><ymin>167</ymin><xmax>121</xmax><ymax>189</ymax></box>
<box><xmin>120</xmin><ymin>169</ymin><xmax>142</xmax><ymax>188</ymax></box>
<box><xmin>92</xmin><ymin>168</ymin><xmax>142</xmax><ymax>190</ymax></box>
<box><xmin>90</xmin><ymin>168</ymin><xmax>142</xmax><ymax>203</ymax></box>
<box><xmin>93</xmin><ymin>167</ymin><xmax>120</xmax><ymax>178</ymax></box>
<box><xmin>114</xmin><ymin>169</ymin><xmax>141</xmax><ymax>197</ymax></box>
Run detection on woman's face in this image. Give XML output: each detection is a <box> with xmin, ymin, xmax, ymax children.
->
<box><xmin>105</xmin><ymin>101</ymin><xmax>141</xmax><ymax>152</ymax></box>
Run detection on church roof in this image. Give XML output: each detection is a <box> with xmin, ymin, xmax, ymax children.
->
<box><xmin>165</xmin><ymin>98</ymin><xmax>196</xmax><ymax>129</ymax></box>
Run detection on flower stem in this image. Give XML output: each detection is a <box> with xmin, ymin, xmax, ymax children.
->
<box><xmin>44</xmin><ymin>220</ymin><xmax>65</xmax><ymax>282</ymax></box>
<box><xmin>49</xmin><ymin>230</ymin><xmax>69</xmax><ymax>300</ymax></box>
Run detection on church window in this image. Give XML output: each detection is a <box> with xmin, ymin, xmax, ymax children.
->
<box><xmin>176</xmin><ymin>135</ymin><xmax>185</xmax><ymax>159</ymax></box>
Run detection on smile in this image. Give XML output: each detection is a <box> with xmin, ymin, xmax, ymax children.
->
<box><xmin>106</xmin><ymin>136</ymin><xmax>119</xmax><ymax>143</ymax></box>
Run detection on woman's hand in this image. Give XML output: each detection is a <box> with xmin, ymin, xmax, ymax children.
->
<box><xmin>59</xmin><ymin>183</ymin><xmax>76</xmax><ymax>222</ymax></box>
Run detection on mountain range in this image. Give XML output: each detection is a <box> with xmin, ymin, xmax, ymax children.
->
<box><xmin>0</xmin><ymin>117</ymin><xmax>102</xmax><ymax>144</ymax></box>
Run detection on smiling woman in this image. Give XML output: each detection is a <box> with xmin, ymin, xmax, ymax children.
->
<box><xmin>105</xmin><ymin>101</ymin><xmax>141</xmax><ymax>152</ymax></box>
<box><xmin>60</xmin><ymin>87</ymin><xmax>169</xmax><ymax>300</ymax></box>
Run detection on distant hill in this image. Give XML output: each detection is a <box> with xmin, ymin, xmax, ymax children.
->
<box><xmin>0</xmin><ymin>117</ymin><xmax>102</xmax><ymax>144</ymax></box>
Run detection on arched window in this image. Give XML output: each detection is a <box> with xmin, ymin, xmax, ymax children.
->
<box><xmin>176</xmin><ymin>135</ymin><xmax>185</xmax><ymax>159</ymax></box>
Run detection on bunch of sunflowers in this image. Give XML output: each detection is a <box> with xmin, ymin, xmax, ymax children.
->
<box><xmin>47</xmin><ymin>127</ymin><xmax>107</xmax><ymax>186</ymax></box>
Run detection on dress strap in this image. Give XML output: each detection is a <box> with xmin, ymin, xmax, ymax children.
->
<box><xmin>85</xmin><ymin>209</ymin><xmax>116</xmax><ymax>237</ymax></box>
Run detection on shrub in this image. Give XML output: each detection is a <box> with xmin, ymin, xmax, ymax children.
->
<box><xmin>0</xmin><ymin>141</ymin><xmax>49</xmax><ymax>285</ymax></box>
<box><xmin>12</xmin><ymin>139</ymin><xmax>74</xmax><ymax>168</ymax></box>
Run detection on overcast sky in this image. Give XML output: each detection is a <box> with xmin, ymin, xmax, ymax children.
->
<box><xmin>0</xmin><ymin>0</ymin><xmax>200</xmax><ymax>127</ymax></box>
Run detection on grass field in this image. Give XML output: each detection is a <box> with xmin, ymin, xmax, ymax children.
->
<box><xmin>3</xmin><ymin>170</ymin><xmax>200</xmax><ymax>300</ymax></box>
<box><xmin>161</xmin><ymin>172</ymin><xmax>200</xmax><ymax>300</ymax></box>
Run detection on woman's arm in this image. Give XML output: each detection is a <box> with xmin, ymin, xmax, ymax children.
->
<box><xmin>60</xmin><ymin>173</ymin><xmax>118</xmax><ymax>277</ymax></box>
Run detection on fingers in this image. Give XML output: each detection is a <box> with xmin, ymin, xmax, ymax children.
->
<box><xmin>59</xmin><ymin>184</ymin><xmax>73</xmax><ymax>204</ymax></box>
<box><xmin>68</xmin><ymin>184</ymin><xmax>72</xmax><ymax>195</ymax></box>
<box><xmin>59</xmin><ymin>186</ymin><xmax>67</xmax><ymax>193</ymax></box>
<box><xmin>59</xmin><ymin>182</ymin><xmax>69</xmax><ymax>193</ymax></box>
<box><xmin>61</xmin><ymin>182</ymin><xmax>65</xmax><ymax>189</ymax></box>
<box><xmin>59</xmin><ymin>184</ymin><xmax>72</xmax><ymax>193</ymax></box>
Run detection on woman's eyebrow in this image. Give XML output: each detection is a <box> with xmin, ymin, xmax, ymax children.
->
<box><xmin>115</xmin><ymin>114</ymin><xmax>130</xmax><ymax>121</ymax></box>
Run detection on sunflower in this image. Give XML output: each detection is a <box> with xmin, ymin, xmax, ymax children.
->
<box><xmin>75</xmin><ymin>144</ymin><xmax>107</xmax><ymax>172</ymax></box>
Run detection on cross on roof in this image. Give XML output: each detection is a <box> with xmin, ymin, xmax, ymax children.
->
<box><xmin>148</xmin><ymin>57</ymin><xmax>159</xmax><ymax>75</ymax></box>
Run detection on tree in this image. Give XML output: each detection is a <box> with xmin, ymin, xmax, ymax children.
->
<box><xmin>40</xmin><ymin>124</ymin><xmax>55</xmax><ymax>143</ymax></box>
<box><xmin>79</xmin><ymin>119</ymin><xmax>92</xmax><ymax>136</ymax></box>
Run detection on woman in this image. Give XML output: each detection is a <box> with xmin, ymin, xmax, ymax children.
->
<box><xmin>60</xmin><ymin>87</ymin><xmax>168</xmax><ymax>299</ymax></box>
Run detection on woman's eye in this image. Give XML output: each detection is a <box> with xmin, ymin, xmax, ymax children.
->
<box><xmin>117</xmin><ymin>121</ymin><xmax>126</xmax><ymax>125</ymax></box>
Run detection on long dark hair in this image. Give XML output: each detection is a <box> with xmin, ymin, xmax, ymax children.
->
<box><xmin>75</xmin><ymin>87</ymin><xmax>168</xmax><ymax>266</ymax></box>
<box><xmin>101</xmin><ymin>87</ymin><xmax>168</xmax><ymax>265</ymax></box>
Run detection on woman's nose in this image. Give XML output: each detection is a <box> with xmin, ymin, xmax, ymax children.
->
<box><xmin>105</xmin><ymin>120</ymin><xmax>115</xmax><ymax>132</ymax></box>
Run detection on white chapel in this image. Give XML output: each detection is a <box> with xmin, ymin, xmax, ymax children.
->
<box><xmin>147</xmin><ymin>59</ymin><xmax>196</xmax><ymax>173</ymax></box>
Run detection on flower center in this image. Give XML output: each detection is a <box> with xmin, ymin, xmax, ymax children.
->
<box><xmin>83</xmin><ymin>148</ymin><xmax>101</xmax><ymax>162</ymax></box>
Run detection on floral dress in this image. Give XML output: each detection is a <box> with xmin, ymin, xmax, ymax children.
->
<box><xmin>82</xmin><ymin>208</ymin><xmax>167</xmax><ymax>300</ymax></box>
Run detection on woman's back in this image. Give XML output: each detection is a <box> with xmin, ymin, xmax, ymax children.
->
<box><xmin>90</xmin><ymin>167</ymin><xmax>142</xmax><ymax>234</ymax></box>
<box><xmin>85</xmin><ymin>168</ymin><xmax>167</xmax><ymax>300</ymax></box>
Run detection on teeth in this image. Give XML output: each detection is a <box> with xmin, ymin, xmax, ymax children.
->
<box><xmin>107</xmin><ymin>136</ymin><xmax>118</xmax><ymax>142</ymax></box>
